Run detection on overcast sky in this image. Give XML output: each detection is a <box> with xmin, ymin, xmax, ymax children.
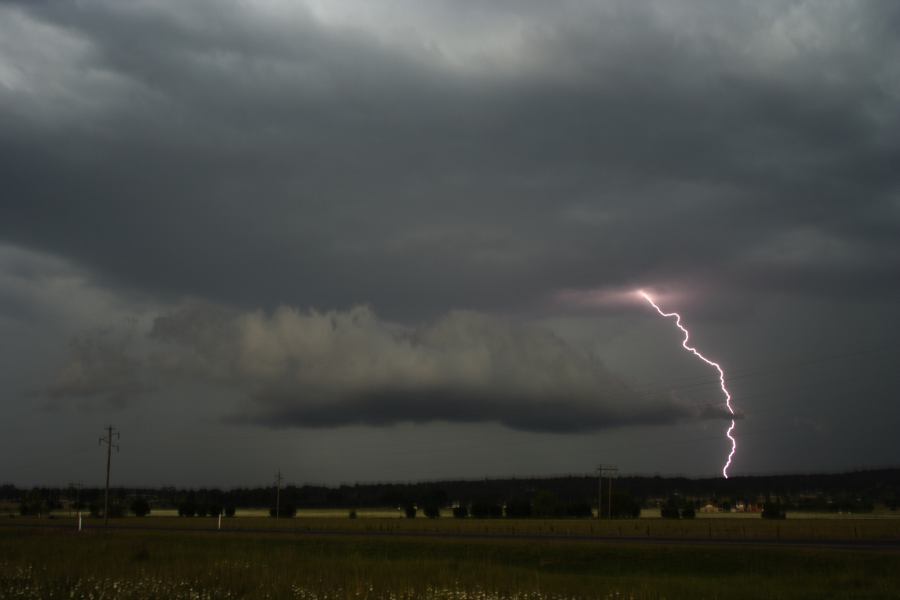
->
<box><xmin>1</xmin><ymin>0</ymin><xmax>899</xmax><ymax>487</ymax></box>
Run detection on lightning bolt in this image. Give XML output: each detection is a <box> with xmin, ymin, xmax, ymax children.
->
<box><xmin>638</xmin><ymin>290</ymin><xmax>737</xmax><ymax>479</ymax></box>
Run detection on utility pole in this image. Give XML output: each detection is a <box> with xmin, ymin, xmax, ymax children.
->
<box><xmin>99</xmin><ymin>426</ymin><xmax>119</xmax><ymax>529</ymax></box>
<box><xmin>597</xmin><ymin>465</ymin><xmax>618</xmax><ymax>519</ymax></box>
<box><xmin>274</xmin><ymin>470</ymin><xmax>282</xmax><ymax>520</ymax></box>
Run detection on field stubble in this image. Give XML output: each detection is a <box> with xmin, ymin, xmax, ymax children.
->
<box><xmin>1</xmin><ymin>519</ymin><xmax>900</xmax><ymax>599</ymax></box>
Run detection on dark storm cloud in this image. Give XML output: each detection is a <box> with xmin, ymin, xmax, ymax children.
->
<box><xmin>42</xmin><ymin>300</ymin><xmax>723</xmax><ymax>432</ymax></box>
<box><xmin>239</xmin><ymin>388</ymin><xmax>695</xmax><ymax>433</ymax></box>
<box><xmin>1</xmin><ymin>0</ymin><xmax>898</xmax><ymax>318</ymax></box>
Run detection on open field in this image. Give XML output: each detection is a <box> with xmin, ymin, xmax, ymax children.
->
<box><xmin>2</xmin><ymin>526</ymin><xmax>900</xmax><ymax>599</ymax></box>
<box><xmin>7</xmin><ymin>513</ymin><xmax>900</xmax><ymax>543</ymax></box>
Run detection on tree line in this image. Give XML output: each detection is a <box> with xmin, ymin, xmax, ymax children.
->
<box><xmin>3</xmin><ymin>468</ymin><xmax>897</xmax><ymax>518</ymax></box>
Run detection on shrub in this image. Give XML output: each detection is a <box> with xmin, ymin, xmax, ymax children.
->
<box><xmin>452</xmin><ymin>505</ymin><xmax>468</xmax><ymax>518</ymax></box>
<box><xmin>404</xmin><ymin>504</ymin><xmax>417</xmax><ymax>519</ymax></box>
<box><xmin>224</xmin><ymin>505</ymin><xmax>236</xmax><ymax>518</ymax></box>
<box><xmin>680</xmin><ymin>506</ymin><xmax>696</xmax><ymax>519</ymax></box>
<box><xmin>661</xmin><ymin>498</ymin><xmax>681</xmax><ymax>519</ymax></box>
<box><xmin>762</xmin><ymin>502</ymin><xmax>786</xmax><ymax>520</ymax></box>
<box><xmin>178</xmin><ymin>502</ymin><xmax>197</xmax><ymax>517</ymax></box>
<box><xmin>348</xmin><ymin>509</ymin><xmax>357</xmax><ymax>519</ymax></box>
<box><xmin>423</xmin><ymin>504</ymin><xmax>440</xmax><ymax>519</ymax></box>
<box><xmin>660</xmin><ymin>506</ymin><xmax>680</xmax><ymax>519</ymax></box>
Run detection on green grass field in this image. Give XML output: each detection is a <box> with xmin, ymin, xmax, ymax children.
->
<box><xmin>10</xmin><ymin>512</ymin><xmax>900</xmax><ymax>542</ymax></box>
<box><xmin>2</xmin><ymin>521</ymin><xmax>900</xmax><ymax>599</ymax></box>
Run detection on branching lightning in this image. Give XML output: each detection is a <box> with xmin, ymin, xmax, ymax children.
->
<box><xmin>637</xmin><ymin>290</ymin><xmax>737</xmax><ymax>478</ymax></box>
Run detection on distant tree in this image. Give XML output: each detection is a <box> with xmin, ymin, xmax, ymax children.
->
<box><xmin>452</xmin><ymin>505</ymin><xmax>468</xmax><ymax>518</ymax></box>
<box><xmin>470</xmin><ymin>502</ymin><xmax>503</xmax><ymax>518</ymax></box>
<box><xmin>504</xmin><ymin>498</ymin><xmax>532</xmax><ymax>518</ymax></box>
<box><xmin>532</xmin><ymin>490</ymin><xmax>560</xmax><ymax>518</ymax></box>
<box><xmin>404</xmin><ymin>504</ymin><xmax>417</xmax><ymax>519</ymax></box>
<box><xmin>270</xmin><ymin>504</ymin><xmax>297</xmax><ymax>518</ymax></box>
<box><xmin>18</xmin><ymin>489</ymin><xmax>49</xmax><ymax>516</ymax></box>
<box><xmin>421</xmin><ymin>488</ymin><xmax>448</xmax><ymax>507</ymax></box>
<box><xmin>609</xmin><ymin>492</ymin><xmax>642</xmax><ymax>519</ymax></box>
<box><xmin>178</xmin><ymin>501</ymin><xmax>197</xmax><ymax>517</ymax></box>
<box><xmin>564</xmin><ymin>502</ymin><xmax>593</xmax><ymax>518</ymax></box>
<box><xmin>380</xmin><ymin>490</ymin><xmax>403</xmax><ymax>507</ymax></box>
<box><xmin>661</xmin><ymin>497</ymin><xmax>681</xmax><ymax>519</ymax></box>
<box><xmin>208</xmin><ymin>504</ymin><xmax>223</xmax><ymax>517</ymax></box>
<box><xmin>130</xmin><ymin>498</ymin><xmax>151</xmax><ymax>517</ymax></box>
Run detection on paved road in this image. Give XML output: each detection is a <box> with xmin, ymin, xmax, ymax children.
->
<box><xmin>3</xmin><ymin>520</ymin><xmax>899</xmax><ymax>551</ymax></box>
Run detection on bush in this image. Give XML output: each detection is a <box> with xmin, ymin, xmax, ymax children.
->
<box><xmin>18</xmin><ymin>490</ymin><xmax>49</xmax><ymax>516</ymax></box>
<box><xmin>404</xmin><ymin>505</ymin><xmax>417</xmax><ymax>519</ymax></box>
<box><xmin>348</xmin><ymin>509</ymin><xmax>357</xmax><ymax>519</ymax></box>
<box><xmin>680</xmin><ymin>506</ymin><xmax>696</xmax><ymax>519</ymax></box>
<box><xmin>452</xmin><ymin>505</ymin><xmax>468</xmax><ymax>518</ymax></box>
<box><xmin>423</xmin><ymin>504</ymin><xmax>440</xmax><ymax>519</ymax></box>
<box><xmin>762</xmin><ymin>502</ymin><xmax>786</xmax><ymax>520</ymax></box>
<box><xmin>178</xmin><ymin>502</ymin><xmax>197</xmax><ymax>517</ymax></box>
<box><xmin>224</xmin><ymin>505</ymin><xmax>236</xmax><ymax>518</ymax></box>
<box><xmin>130</xmin><ymin>498</ymin><xmax>151</xmax><ymax>517</ymax></box>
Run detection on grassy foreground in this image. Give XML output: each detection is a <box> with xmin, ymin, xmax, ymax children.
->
<box><xmin>2</xmin><ymin>528</ymin><xmax>900</xmax><ymax>599</ymax></box>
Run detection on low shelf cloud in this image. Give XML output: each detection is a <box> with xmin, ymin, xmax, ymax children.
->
<box><xmin>45</xmin><ymin>302</ymin><xmax>722</xmax><ymax>433</ymax></box>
